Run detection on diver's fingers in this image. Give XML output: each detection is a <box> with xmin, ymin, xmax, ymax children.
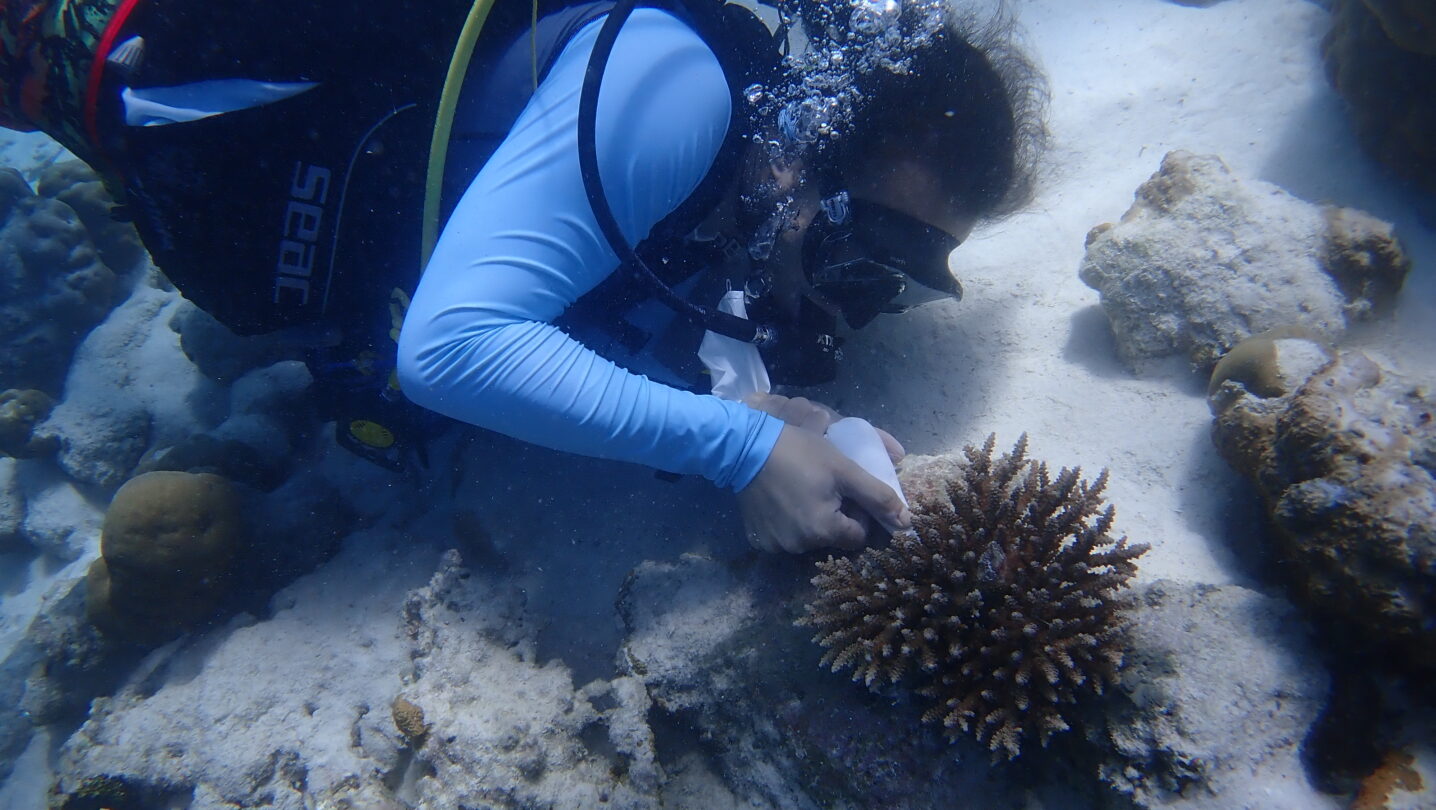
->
<box><xmin>742</xmin><ymin>392</ymin><xmax>838</xmax><ymax>433</ymax></box>
<box><xmin>777</xmin><ymin>396</ymin><xmax>838</xmax><ymax>432</ymax></box>
<box><xmin>795</xmin><ymin>397</ymin><xmax>842</xmax><ymax>425</ymax></box>
<box><xmin>875</xmin><ymin>427</ymin><xmax>906</xmax><ymax>464</ymax></box>
<box><xmin>837</xmin><ymin>465</ymin><xmax>912</xmax><ymax>535</ymax></box>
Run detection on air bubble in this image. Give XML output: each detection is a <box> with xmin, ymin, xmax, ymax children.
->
<box><xmin>850</xmin><ymin>0</ymin><xmax>901</xmax><ymax>37</ymax></box>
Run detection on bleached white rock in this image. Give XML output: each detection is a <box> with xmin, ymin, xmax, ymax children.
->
<box><xmin>37</xmin><ymin>280</ymin><xmax>223</xmax><ymax>491</ymax></box>
<box><xmin>398</xmin><ymin>550</ymin><xmax>663</xmax><ymax>809</ymax></box>
<box><xmin>17</xmin><ymin>466</ymin><xmax>101</xmax><ymax>562</ymax></box>
<box><xmin>1079</xmin><ymin>151</ymin><xmax>1407</xmax><ymax>374</ymax></box>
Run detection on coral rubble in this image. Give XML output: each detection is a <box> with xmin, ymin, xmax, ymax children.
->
<box><xmin>400</xmin><ymin>550</ymin><xmax>662</xmax><ymax>808</ymax></box>
<box><xmin>1079</xmin><ymin>151</ymin><xmax>1408</xmax><ymax>374</ymax></box>
<box><xmin>800</xmin><ymin>435</ymin><xmax>1148</xmax><ymax>759</ymax></box>
<box><xmin>1210</xmin><ymin>345</ymin><xmax>1436</xmax><ymax>672</ymax></box>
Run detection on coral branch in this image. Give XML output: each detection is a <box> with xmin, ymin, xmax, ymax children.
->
<box><xmin>799</xmin><ymin>435</ymin><xmax>1148</xmax><ymax>759</ymax></box>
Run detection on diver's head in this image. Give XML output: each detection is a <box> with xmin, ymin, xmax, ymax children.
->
<box><xmin>829</xmin><ymin>4</ymin><xmax>1049</xmax><ymax>228</ymax></box>
<box><xmin>748</xmin><ymin>2</ymin><xmax>1048</xmax><ymax>333</ymax></box>
<box><xmin>799</xmin><ymin>189</ymin><xmax>969</xmax><ymax>328</ymax></box>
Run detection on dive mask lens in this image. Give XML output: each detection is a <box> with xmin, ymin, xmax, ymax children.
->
<box><xmin>804</xmin><ymin>193</ymin><xmax>964</xmax><ymax>328</ymax></box>
<box><xmin>848</xmin><ymin>198</ymin><xmax>964</xmax><ymax>304</ymax></box>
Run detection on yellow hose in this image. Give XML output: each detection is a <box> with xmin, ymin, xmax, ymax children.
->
<box><xmin>421</xmin><ymin>0</ymin><xmax>502</xmax><ymax>270</ymax></box>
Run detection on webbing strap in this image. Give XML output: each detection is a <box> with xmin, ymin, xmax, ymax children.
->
<box><xmin>82</xmin><ymin>0</ymin><xmax>144</xmax><ymax>167</ymax></box>
<box><xmin>421</xmin><ymin>0</ymin><xmax>503</xmax><ymax>270</ymax></box>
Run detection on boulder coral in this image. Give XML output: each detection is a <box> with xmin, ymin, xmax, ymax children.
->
<box><xmin>36</xmin><ymin>160</ymin><xmax>146</xmax><ymax>274</ymax></box>
<box><xmin>0</xmin><ymin>168</ymin><xmax>119</xmax><ymax>394</ymax></box>
<box><xmin>0</xmin><ymin>388</ymin><xmax>57</xmax><ymax>458</ymax></box>
<box><xmin>85</xmin><ymin>471</ymin><xmax>245</xmax><ymax>644</ymax></box>
<box><xmin>1209</xmin><ymin>342</ymin><xmax>1436</xmax><ymax>672</ymax></box>
<box><xmin>1079</xmin><ymin>151</ymin><xmax>1408</xmax><ymax>374</ymax></box>
<box><xmin>800</xmin><ymin>435</ymin><xmax>1148</xmax><ymax>759</ymax></box>
<box><xmin>1323</xmin><ymin>0</ymin><xmax>1436</xmax><ymax>194</ymax></box>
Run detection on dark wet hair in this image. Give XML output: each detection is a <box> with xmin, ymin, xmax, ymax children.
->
<box><xmin>827</xmin><ymin>5</ymin><xmax>1050</xmax><ymax>221</ymax></box>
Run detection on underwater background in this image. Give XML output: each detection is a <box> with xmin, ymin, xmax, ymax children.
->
<box><xmin>1</xmin><ymin>0</ymin><xmax>1433</xmax><ymax>807</ymax></box>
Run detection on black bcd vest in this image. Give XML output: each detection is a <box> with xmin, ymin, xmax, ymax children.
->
<box><xmin>105</xmin><ymin>0</ymin><xmax>782</xmax><ymax>348</ymax></box>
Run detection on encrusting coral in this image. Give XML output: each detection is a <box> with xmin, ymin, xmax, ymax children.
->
<box><xmin>799</xmin><ymin>435</ymin><xmax>1148</xmax><ymax>760</ymax></box>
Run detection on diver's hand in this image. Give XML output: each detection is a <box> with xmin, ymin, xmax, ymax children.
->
<box><xmin>738</xmin><ymin>424</ymin><xmax>912</xmax><ymax>553</ymax></box>
<box><xmin>742</xmin><ymin>392</ymin><xmax>905</xmax><ymax>463</ymax></box>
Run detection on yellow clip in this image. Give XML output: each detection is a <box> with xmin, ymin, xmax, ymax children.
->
<box><xmin>349</xmin><ymin>420</ymin><xmax>396</xmax><ymax>450</ymax></box>
<box><xmin>389</xmin><ymin>287</ymin><xmax>412</xmax><ymax>343</ymax></box>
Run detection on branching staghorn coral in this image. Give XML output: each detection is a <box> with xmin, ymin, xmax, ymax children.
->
<box><xmin>799</xmin><ymin>435</ymin><xmax>1148</xmax><ymax>759</ymax></box>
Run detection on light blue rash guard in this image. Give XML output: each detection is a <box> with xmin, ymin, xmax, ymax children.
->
<box><xmin>395</xmin><ymin>10</ymin><xmax>783</xmax><ymax>491</ymax></box>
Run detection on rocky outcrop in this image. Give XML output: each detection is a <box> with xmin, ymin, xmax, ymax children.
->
<box><xmin>620</xmin><ymin>551</ymin><xmax>1333</xmax><ymax>808</ymax></box>
<box><xmin>397</xmin><ymin>550</ymin><xmax>663</xmax><ymax>809</ymax></box>
<box><xmin>52</xmin><ymin>541</ymin><xmax>665</xmax><ymax>810</ymax></box>
<box><xmin>33</xmin><ymin>283</ymin><xmax>224</xmax><ymax>492</ymax></box>
<box><xmin>1097</xmin><ymin>581</ymin><xmax>1331</xmax><ymax>809</ymax></box>
<box><xmin>1079</xmin><ymin>151</ymin><xmax>1408</xmax><ymax>374</ymax></box>
<box><xmin>620</xmin><ymin>552</ymin><xmax>1033</xmax><ymax>809</ymax></box>
<box><xmin>1323</xmin><ymin>0</ymin><xmax>1436</xmax><ymax>194</ymax></box>
<box><xmin>136</xmin><ymin>360</ymin><xmax>314</xmax><ymax>492</ymax></box>
<box><xmin>1209</xmin><ymin>340</ymin><xmax>1436</xmax><ymax>672</ymax></box>
<box><xmin>53</xmin><ymin>531</ymin><xmax>435</xmax><ymax>809</ymax></box>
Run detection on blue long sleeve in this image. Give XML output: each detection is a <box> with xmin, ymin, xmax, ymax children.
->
<box><xmin>396</xmin><ymin>9</ymin><xmax>782</xmax><ymax>491</ymax></box>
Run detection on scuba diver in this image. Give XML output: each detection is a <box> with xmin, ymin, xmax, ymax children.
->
<box><xmin>0</xmin><ymin>0</ymin><xmax>1046</xmax><ymax>553</ymax></box>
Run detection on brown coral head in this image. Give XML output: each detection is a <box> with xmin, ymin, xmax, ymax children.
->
<box><xmin>799</xmin><ymin>434</ymin><xmax>1148</xmax><ymax>760</ymax></box>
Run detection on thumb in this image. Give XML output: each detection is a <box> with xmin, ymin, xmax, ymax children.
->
<box><xmin>836</xmin><ymin>464</ymin><xmax>911</xmax><ymax>534</ymax></box>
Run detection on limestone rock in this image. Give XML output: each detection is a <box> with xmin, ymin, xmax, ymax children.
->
<box><xmin>35</xmin><ymin>284</ymin><xmax>224</xmax><ymax>491</ymax></box>
<box><xmin>0</xmin><ymin>573</ymin><xmax>116</xmax><ymax>788</ymax></box>
<box><xmin>138</xmin><ymin>360</ymin><xmax>314</xmax><ymax>492</ymax></box>
<box><xmin>400</xmin><ymin>550</ymin><xmax>663</xmax><ymax>809</ymax></box>
<box><xmin>168</xmin><ymin>302</ymin><xmax>295</xmax><ymax>385</ymax></box>
<box><xmin>1097</xmin><ymin>581</ymin><xmax>1331</xmax><ymax>809</ymax></box>
<box><xmin>1210</xmin><ymin>347</ymin><xmax>1436</xmax><ymax>672</ymax></box>
<box><xmin>0</xmin><ymin>457</ymin><xmax>21</xmax><ymax>551</ymax></box>
<box><xmin>18</xmin><ymin>469</ymin><xmax>103</xmax><ymax>562</ymax></box>
<box><xmin>45</xmin><ymin>401</ymin><xmax>151</xmax><ymax>493</ymax></box>
<box><xmin>1078</xmin><ymin>151</ymin><xmax>1408</xmax><ymax>373</ymax></box>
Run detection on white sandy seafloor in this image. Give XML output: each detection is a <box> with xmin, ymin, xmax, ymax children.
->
<box><xmin>1</xmin><ymin>0</ymin><xmax>1434</xmax><ymax>808</ymax></box>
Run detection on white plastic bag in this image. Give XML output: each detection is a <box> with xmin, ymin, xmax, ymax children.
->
<box><xmin>824</xmin><ymin>416</ymin><xmax>908</xmax><ymax>507</ymax></box>
<box><xmin>699</xmin><ymin>292</ymin><xmax>906</xmax><ymax>504</ymax></box>
<box><xmin>697</xmin><ymin>291</ymin><xmax>770</xmax><ymax>401</ymax></box>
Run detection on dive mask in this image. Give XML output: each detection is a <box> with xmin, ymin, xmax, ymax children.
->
<box><xmin>803</xmin><ymin>191</ymin><xmax>964</xmax><ymax>328</ymax></box>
